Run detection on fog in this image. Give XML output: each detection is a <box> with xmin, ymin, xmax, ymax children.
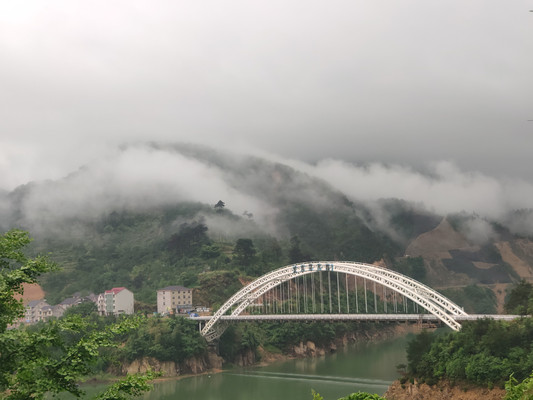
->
<box><xmin>2</xmin><ymin>144</ymin><xmax>533</xmax><ymax>242</ymax></box>
<box><xmin>1</xmin><ymin>1</ymin><xmax>532</xmax><ymax>240</ymax></box>
<box><xmin>1</xmin><ymin>1</ymin><xmax>532</xmax><ymax>189</ymax></box>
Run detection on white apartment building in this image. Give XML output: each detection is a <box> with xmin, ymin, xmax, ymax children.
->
<box><xmin>97</xmin><ymin>287</ymin><xmax>134</xmax><ymax>316</ymax></box>
<box><xmin>157</xmin><ymin>285</ymin><xmax>193</xmax><ymax>314</ymax></box>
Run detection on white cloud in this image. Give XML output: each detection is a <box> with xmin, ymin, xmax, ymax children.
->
<box><xmin>16</xmin><ymin>145</ymin><xmax>276</xmax><ymax>233</ymax></box>
<box><xmin>3</xmin><ymin>143</ymin><xmax>533</xmax><ymax>237</ymax></box>
<box><xmin>0</xmin><ymin>0</ymin><xmax>532</xmax><ymax>192</ymax></box>
<box><xmin>295</xmin><ymin>158</ymin><xmax>533</xmax><ymax>219</ymax></box>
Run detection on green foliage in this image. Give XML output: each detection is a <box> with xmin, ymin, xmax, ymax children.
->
<box><xmin>289</xmin><ymin>235</ymin><xmax>307</xmax><ymax>264</ymax></box>
<box><xmin>338</xmin><ymin>393</ymin><xmax>386</xmax><ymax>400</ymax></box>
<box><xmin>441</xmin><ymin>285</ymin><xmax>497</xmax><ymax>314</ymax></box>
<box><xmin>218</xmin><ymin>321</ymin><xmax>383</xmax><ymax>368</ymax></box>
<box><xmin>278</xmin><ymin>201</ymin><xmax>401</xmax><ymax>263</ymax></box>
<box><xmin>0</xmin><ymin>229</ymin><xmax>156</xmax><ymax>400</ymax></box>
<box><xmin>219</xmin><ymin>323</ymin><xmax>263</xmax><ymax>362</ymax></box>
<box><xmin>505</xmin><ymin>371</ymin><xmax>533</xmax><ymax>400</ymax></box>
<box><xmin>233</xmin><ymin>238</ymin><xmax>257</xmax><ymax>268</ymax></box>
<box><xmin>63</xmin><ymin>301</ymin><xmax>98</xmax><ymax>318</ymax></box>
<box><xmin>393</xmin><ymin>257</ymin><xmax>426</xmax><ymax>282</ymax></box>
<box><xmin>311</xmin><ymin>390</ymin><xmax>385</xmax><ymax>400</ymax></box>
<box><xmin>505</xmin><ymin>280</ymin><xmax>533</xmax><ymax>315</ymax></box>
<box><xmin>94</xmin><ymin>371</ymin><xmax>161</xmax><ymax>400</ymax></box>
<box><xmin>406</xmin><ymin>330</ymin><xmax>435</xmax><ymax>375</ymax></box>
<box><xmin>407</xmin><ymin>319</ymin><xmax>533</xmax><ymax>387</ymax></box>
<box><xmin>311</xmin><ymin>389</ymin><xmax>324</xmax><ymax>400</ymax></box>
<box><xmin>464</xmin><ymin>352</ymin><xmax>511</xmax><ymax>386</ymax></box>
<box><xmin>0</xmin><ymin>229</ymin><xmax>57</xmax><ymax>332</ymax></box>
<box><xmin>1</xmin><ymin>315</ymin><xmax>146</xmax><ymax>399</ymax></box>
<box><xmin>120</xmin><ymin>316</ymin><xmax>206</xmax><ymax>363</ymax></box>
<box><xmin>168</xmin><ymin>220</ymin><xmax>210</xmax><ymax>258</ymax></box>
<box><xmin>259</xmin><ymin>237</ymin><xmax>283</xmax><ymax>264</ymax></box>
<box><xmin>194</xmin><ymin>270</ymin><xmax>242</xmax><ymax>308</ymax></box>
<box><xmin>37</xmin><ymin>204</ymin><xmax>222</xmax><ymax>304</ymax></box>
<box><xmin>200</xmin><ymin>244</ymin><xmax>221</xmax><ymax>259</ymax></box>
<box><xmin>382</xmin><ymin>199</ymin><xmax>441</xmax><ymax>242</ymax></box>
<box><xmin>260</xmin><ymin>321</ymin><xmax>374</xmax><ymax>351</ymax></box>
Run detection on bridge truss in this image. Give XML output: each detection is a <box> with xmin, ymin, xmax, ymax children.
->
<box><xmin>200</xmin><ymin>261</ymin><xmax>468</xmax><ymax>341</ymax></box>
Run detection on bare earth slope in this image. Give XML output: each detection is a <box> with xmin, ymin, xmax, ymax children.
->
<box><xmin>15</xmin><ymin>283</ymin><xmax>45</xmax><ymax>304</ymax></box>
<box><xmin>495</xmin><ymin>240</ymin><xmax>533</xmax><ymax>281</ymax></box>
<box><xmin>405</xmin><ymin>218</ymin><xmax>476</xmax><ymax>286</ymax></box>
<box><xmin>406</xmin><ymin>218</ymin><xmax>474</xmax><ymax>259</ymax></box>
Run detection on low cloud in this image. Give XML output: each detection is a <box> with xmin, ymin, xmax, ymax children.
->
<box><xmin>294</xmin><ymin>159</ymin><xmax>533</xmax><ymax>221</ymax></box>
<box><xmin>3</xmin><ymin>143</ymin><xmax>533</xmax><ymax>239</ymax></box>
<box><xmin>11</xmin><ymin>145</ymin><xmax>276</xmax><ymax>235</ymax></box>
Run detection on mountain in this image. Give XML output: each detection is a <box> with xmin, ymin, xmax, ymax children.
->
<box><xmin>1</xmin><ymin>143</ymin><xmax>532</xmax><ymax>311</ymax></box>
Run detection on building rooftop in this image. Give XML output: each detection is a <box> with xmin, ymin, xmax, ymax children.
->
<box><xmin>105</xmin><ymin>287</ymin><xmax>127</xmax><ymax>295</ymax></box>
<box><xmin>59</xmin><ymin>297</ymin><xmax>79</xmax><ymax>306</ymax></box>
<box><xmin>157</xmin><ymin>285</ymin><xmax>191</xmax><ymax>292</ymax></box>
<box><xmin>26</xmin><ymin>299</ymin><xmax>46</xmax><ymax>308</ymax></box>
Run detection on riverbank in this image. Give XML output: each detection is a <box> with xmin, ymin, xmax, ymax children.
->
<box><xmin>384</xmin><ymin>380</ymin><xmax>506</xmax><ymax>400</ymax></box>
<box><xmin>141</xmin><ymin>331</ymin><xmax>413</xmax><ymax>400</ymax></box>
<box><xmin>71</xmin><ymin>326</ymin><xmax>415</xmax><ymax>400</ymax></box>
<box><xmin>121</xmin><ymin>322</ymin><xmax>421</xmax><ymax>379</ymax></box>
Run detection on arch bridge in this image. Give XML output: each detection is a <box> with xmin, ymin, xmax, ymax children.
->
<box><xmin>200</xmin><ymin>261</ymin><xmax>468</xmax><ymax>342</ymax></box>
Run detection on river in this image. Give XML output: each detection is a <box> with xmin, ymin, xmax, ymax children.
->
<box><xmin>58</xmin><ymin>333</ymin><xmax>411</xmax><ymax>399</ymax></box>
<box><xmin>142</xmin><ymin>333</ymin><xmax>411</xmax><ymax>400</ymax></box>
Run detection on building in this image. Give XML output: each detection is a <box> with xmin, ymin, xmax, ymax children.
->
<box><xmin>20</xmin><ymin>293</ymin><xmax>98</xmax><ymax>325</ymax></box>
<box><xmin>51</xmin><ymin>304</ymin><xmax>66</xmax><ymax>319</ymax></box>
<box><xmin>97</xmin><ymin>287</ymin><xmax>134</xmax><ymax>316</ymax></box>
<box><xmin>25</xmin><ymin>300</ymin><xmax>52</xmax><ymax>323</ymax></box>
<box><xmin>59</xmin><ymin>295</ymin><xmax>83</xmax><ymax>310</ymax></box>
<box><xmin>157</xmin><ymin>285</ymin><xmax>193</xmax><ymax>314</ymax></box>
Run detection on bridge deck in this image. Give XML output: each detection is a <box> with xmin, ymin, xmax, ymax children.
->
<box><xmin>191</xmin><ymin>314</ymin><xmax>522</xmax><ymax>322</ymax></box>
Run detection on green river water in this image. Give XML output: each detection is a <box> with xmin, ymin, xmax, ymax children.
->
<box><xmin>146</xmin><ymin>334</ymin><xmax>411</xmax><ymax>400</ymax></box>
<box><xmin>63</xmin><ymin>333</ymin><xmax>412</xmax><ymax>400</ymax></box>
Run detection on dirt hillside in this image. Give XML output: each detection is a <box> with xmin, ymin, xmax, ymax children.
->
<box><xmin>14</xmin><ymin>283</ymin><xmax>46</xmax><ymax>304</ymax></box>
<box><xmin>495</xmin><ymin>240</ymin><xmax>533</xmax><ymax>281</ymax></box>
<box><xmin>405</xmin><ymin>218</ymin><xmax>475</xmax><ymax>259</ymax></box>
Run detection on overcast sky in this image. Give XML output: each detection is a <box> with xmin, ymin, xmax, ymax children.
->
<box><xmin>1</xmin><ymin>0</ymin><xmax>532</xmax><ymax>193</ymax></box>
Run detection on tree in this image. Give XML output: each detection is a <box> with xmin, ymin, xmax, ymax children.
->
<box><xmin>0</xmin><ymin>229</ymin><xmax>57</xmax><ymax>332</ymax></box>
<box><xmin>0</xmin><ymin>229</ymin><xmax>156</xmax><ymax>399</ymax></box>
<box><xmin>289</xmin><ymin>235</ymin><xmax>306</xmax><ymax>264</ymax></box>
<box><xmin>505</xmin><ymin>371</ymin><xmax>533</xmax><ymax>400</ymax></box>
<box><xmin>406</xmin><ymin>330</ymin><xmax>435</xmax><ymax>375</ymax></box>
<box><xmin>168</xmin><ymin>220</ymin><xmax>210</xmax><ymax>257</ymax></box>
<box><xmin>63</xmin><ymin>301</ymin><xmax>98</xmax><ymax>318</ymax></box>
<box><xmin>338</xmin><ymin>393</ymin><xmax>386</xmax><ymax>400</ymax></box>
<box><xmin>261</xmin><ymin>237</ymin><xmax>283</xmax><ymax>264</ymax></box>
<box><xmin>504</xmin><ymin>280</ymin><xmax>533</xmax><ymax>315</ymax></box>
<box><xmin>233</xmin><ymin>238</ymin><xmax>257</xmax><ymax>268</ymax></box>
<box><xmin>312</xmin><ymin>390</ymin><xmax>385</xmax><ymax>400</ymax></box>
<box><xmin>214</xmin><ymin>200</ymin><xmax>225</xmax><ymax>211</ymax></box>
<box><xmin>394</xmin><ymin>257</ymin><xmax>426</xmax><ymax>282</ymax></box>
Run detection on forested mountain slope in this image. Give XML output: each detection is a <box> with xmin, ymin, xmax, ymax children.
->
<box><xmin>1</xmin><ymin>143</ymin><xmax>532</xmax><ymax>310</ymax></box>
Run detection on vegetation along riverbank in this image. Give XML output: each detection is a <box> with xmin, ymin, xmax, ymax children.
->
<box><xmin>381</xmin><ymin>281</ymin><xmax>533</xmax><ymax>400</ymax></box>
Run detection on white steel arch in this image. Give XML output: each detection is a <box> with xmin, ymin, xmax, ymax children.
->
<box><xmin>201</xmin><ymin>261</ymin><xmax>467</xmax><ymax>341</ymax></box>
